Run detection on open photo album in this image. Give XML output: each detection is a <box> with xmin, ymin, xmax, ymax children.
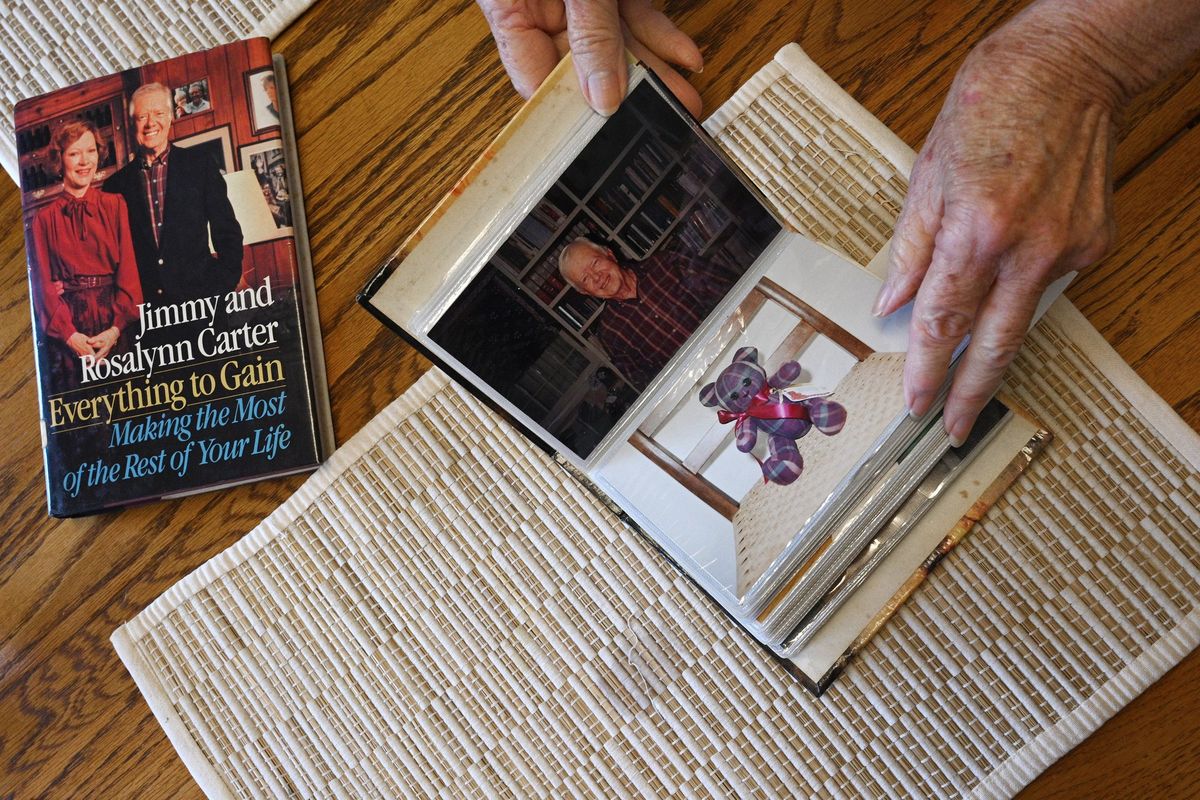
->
<box><xmin>361</xmin><ymin>57</ymin><xmax>1061</xmax><ymax>691</ymax></box>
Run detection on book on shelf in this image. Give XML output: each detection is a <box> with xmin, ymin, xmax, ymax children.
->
<box><xmin>15</xmin><ymin>38</ymin><xmax>334</xmax><ymax>517</ymax></box>
<box><xmin>360</xmin><ymin>54</ymin><xmax>1071</xmax><ymax>693</ymax></box>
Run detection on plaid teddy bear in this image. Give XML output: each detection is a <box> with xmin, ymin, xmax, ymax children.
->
<box><xmin>699</xmin><ymin>346</ymin><xmax>847</xmax><ymax>485</ymax></box>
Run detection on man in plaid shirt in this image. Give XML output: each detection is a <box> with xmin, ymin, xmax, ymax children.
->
<box><xmin>559</xmin><ymin>238</ymin><xmax>739</xmax><ymax>390</ymax></box>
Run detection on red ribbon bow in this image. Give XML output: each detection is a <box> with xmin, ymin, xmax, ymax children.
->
<box><xmin>62</xmin><ymin>195</ymin><xmax>94</xmax><ymax>241</ymax></box>
<box><xmin>716</xmin><ymin>387</ymin><xmax>811</xmax><ymax>426</ymax></box>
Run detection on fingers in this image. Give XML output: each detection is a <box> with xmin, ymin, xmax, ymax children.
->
<box><xmin>68</xmin><ymin>333</ymin><xmax>95</xmax><ymax>358</ymax></box>
<box><xmin>902</xmin><ymin>216</ymin><xmax>1001</xmax><ymax>419</ymax></box>
<box><xmin>564</xmin><ymin>0</ymin><xmax>626</xmax><ymax>114</ymax></box>
<box><xmin>477</xmin><ymin>1</ymin><xmax>564</xmax><ymax>98</ymax></box>
<box><xmin>619</xmin><ymin>0</ymin><xmax>702</xmax><ymax>72</ymax></box>
<box><xmin>624</xmin><ymin>33</ymin><xmax>702</xmax><ymax>117</ymax></box>
<box><xmin>479</xmin><ymin>0</ymin><xmax>699</xmax><ymax>117</ymax></box>
<box><xmin>941</xmin><ymin>263</ymin><xmax>1046</xmax><ymax>444</ymax></box>
<box><xmin>875</xmin><ymin>144</ymin><xmax>944</xmax><ymax>317</ymax></box>
<box><xmin>1063</xmin><ymin>107</ymin><xmax>1116</xmax><ymax>270</ymax></box>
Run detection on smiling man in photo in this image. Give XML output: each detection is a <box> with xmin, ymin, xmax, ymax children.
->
<box><xmin>559</xmin><ymin>237</ymin><xmax>737</xmax><ymax>389</ymax></box>
<box><xmin>104</xmin><ymin>81</ymin><xmax>242</xmax><ymax>305</ymax></box>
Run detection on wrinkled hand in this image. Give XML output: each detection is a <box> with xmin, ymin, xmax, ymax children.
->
<box><xmin>66</xmin><ymin>331</ymin><xmax>96</xmax><ymax>358</ymax></box>
<box><xmin>88</xmin><ymin>327</ymin><xmax>120</xmax><ymax>361</ymax></box>
<box><xmin>875</xmin><ymin>28</ymin><xmax>1118</xmax><ymax>445</ymax></box>
<box><xmin>477</xmin><ymin>0</ymin><xmax>703</xmax><ymax>116</ymax></box>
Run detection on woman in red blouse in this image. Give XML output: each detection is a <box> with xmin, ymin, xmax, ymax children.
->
<box><xmin>29</xmin><ymin>120</ymin><xmax>142</xmax><ymax>389</ymax></box>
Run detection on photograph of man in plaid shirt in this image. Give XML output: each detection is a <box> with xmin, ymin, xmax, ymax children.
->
<box><xmin>559</xmin><ymin>238</ymin><xmax>741</xmax><ymax>390</ymax></box>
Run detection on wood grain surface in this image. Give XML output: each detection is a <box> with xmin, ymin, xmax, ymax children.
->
<box><xmin>0</xmin><ymin>0</ymin><xmax>1197</xmax><ymax>797</ymax></box>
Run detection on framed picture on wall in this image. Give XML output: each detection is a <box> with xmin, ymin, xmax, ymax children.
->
<box><xmin>239</xmin><ymin>139</ymin><xmax>293</xmax><ymax>238</ymax></box>
<box><xmin>174</xmin><ymin>125</ymin><xmax>234</xmax><ymax>175</ymax></box>
<box><xmin>244</xmin><ymin>67</ymin><xmax>281</xmax><ymax>135</ymax></box>
<box><xmin>173</xmin><ymin>77</ymin><xmax>212</xmax><ymax>119</ymax></box>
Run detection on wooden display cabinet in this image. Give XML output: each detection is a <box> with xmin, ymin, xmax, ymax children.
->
<box><xmin>14</xmin><ymin>75</ymin><xmax>130</xmax><ymax>212</ymax></box>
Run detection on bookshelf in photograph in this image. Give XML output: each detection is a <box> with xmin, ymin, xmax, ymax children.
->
<box><xmin>429</xmin><ymin>266</ymin><xmax>637</xmax><ymax>456</ymax></box>
<box><xmin>14</xmin><ymin>78</ymin><xmax>130</xmax><ymax>209</ymax></box>
<box><xmin>483</xmin><ymin>84</ymin><xmax>766</xmax><ymax>403</ymax></box>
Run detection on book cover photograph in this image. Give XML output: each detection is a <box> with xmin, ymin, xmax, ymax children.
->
<box><xmin>362</xmin><ymin>59</ymin><xmax>1061</xmax><ymax>689</ymax></box>
<box><xmin>16</xmin><ymin>39</ymin><xmax>333</xmax><ymax>517</ymax></box>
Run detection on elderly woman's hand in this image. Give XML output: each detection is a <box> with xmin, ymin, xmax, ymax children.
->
<box><xmin>476</xmin><ymin>0</ymin><xmax>703</xmax><ymax>116</ymax></box>
<box><xmin>874</xmin><ymin>21</ymin><xmax>1117</xmax><ymax>444</ymax></box>
<box><xmin>876</xmin><ymin>0</ymin><xmax>1200</xmax><ymax>444</ymax></box>
<box><xmin>66</xmin><ymin>332</ymin><xmax>96</xmax><ymax>359</ymax></box>
<box><xmin>88</xmin><ymin>327</ymin><xmax>120</xmax><ymax>361</ymax></box>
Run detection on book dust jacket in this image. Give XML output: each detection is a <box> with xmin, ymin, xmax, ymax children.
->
<box><xmin>15</xmin><ymin>39</ymin><xmax>330</xmax><ymax>516</ymax></box>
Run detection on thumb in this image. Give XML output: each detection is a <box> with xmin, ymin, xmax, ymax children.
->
<box><xmin>476</xmin><ymin>1</ymin><xmax>562</xmax><ymax>99</ymax></box>
<box><xmin>565</xmin><ymin>0</ymin><xmax>626</xmax><ymax>115</ymax></box>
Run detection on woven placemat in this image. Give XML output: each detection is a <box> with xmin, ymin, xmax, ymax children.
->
<box><xmin>112</xmin><ymin>46</ymin><xmax>1200</xmax><ymax>798</ymax></box>
<box><xmin>0</xmin><ymin>0</ymin><xmax>309</xmax><ymax>183</ymax></box>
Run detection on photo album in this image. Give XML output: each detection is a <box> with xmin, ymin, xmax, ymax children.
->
<box><xmin>15</xmin><ymin>39</ymin><xmax>334</xmax><ymax>517</ymax></box>
<box><xmin>362</xmin><ymin>57</ymin><xmax>1067</xmax><ymax>690</ymax></box>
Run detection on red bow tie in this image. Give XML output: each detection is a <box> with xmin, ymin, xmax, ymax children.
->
<box><xmin>717</xmin><ymin>387</ymin><xmax>811</xmax><ymax>425</ymax></box>
<box><xmin>61</xmin><ymin>196</ymin><xmax>94</xmax><ymax>241</ymax></box>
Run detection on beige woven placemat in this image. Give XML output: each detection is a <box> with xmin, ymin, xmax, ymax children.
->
<box><xmin>0</xmin><ymin>0</ymin><xmax>309</xmax><ymax>183</ymax></box>
<box><xmin>112</xmin><ymin>45</ymin><xmax>1200</xmax><ymax>799</ymax></box>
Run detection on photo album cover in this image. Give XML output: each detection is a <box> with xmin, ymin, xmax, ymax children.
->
<box><xmin>361</xmin><ymin>58</ymin><xmax>1060</xmax><ymax>690</ymax></box>
<box><xmin>15</xmin><ymin>39</ymin><xmax>333</xmax><ymax>517</ymax></box>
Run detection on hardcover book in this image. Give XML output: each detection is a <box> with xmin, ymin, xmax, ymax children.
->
<box><xmin>15</xmin><ymin>38</ymin><xmax>334</xmax><ymax>517</ymax></box>
<box><xmin>360</xmin><ymin>54</ymin><xmax>1067</xmax><ymax>690</ymax></box>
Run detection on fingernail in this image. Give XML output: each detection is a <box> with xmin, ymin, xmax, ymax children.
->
<box><xmin>872</xmin><ymin>282</ymin><xmax>894</xmax><ymax>317</ymax></box>
<box><xmin>907</xmin><ymin>389</ymin><xmax>932</xmax><ymax>419</ymax></box>
<box><xmin>946</xmin><ymin>415</ymin><xmax>971</xmax><ymax>448</ymax></box>
<box><xmin>586</xmin><ymin>70</ymin><xmax>621</xmax><ymax>116</ymax></box>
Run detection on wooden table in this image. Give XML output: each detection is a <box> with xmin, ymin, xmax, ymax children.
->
<box><xmin>2</xmin><ymin>0</ymin><xmax>1197</xmax><ymax>796</ymax></box>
